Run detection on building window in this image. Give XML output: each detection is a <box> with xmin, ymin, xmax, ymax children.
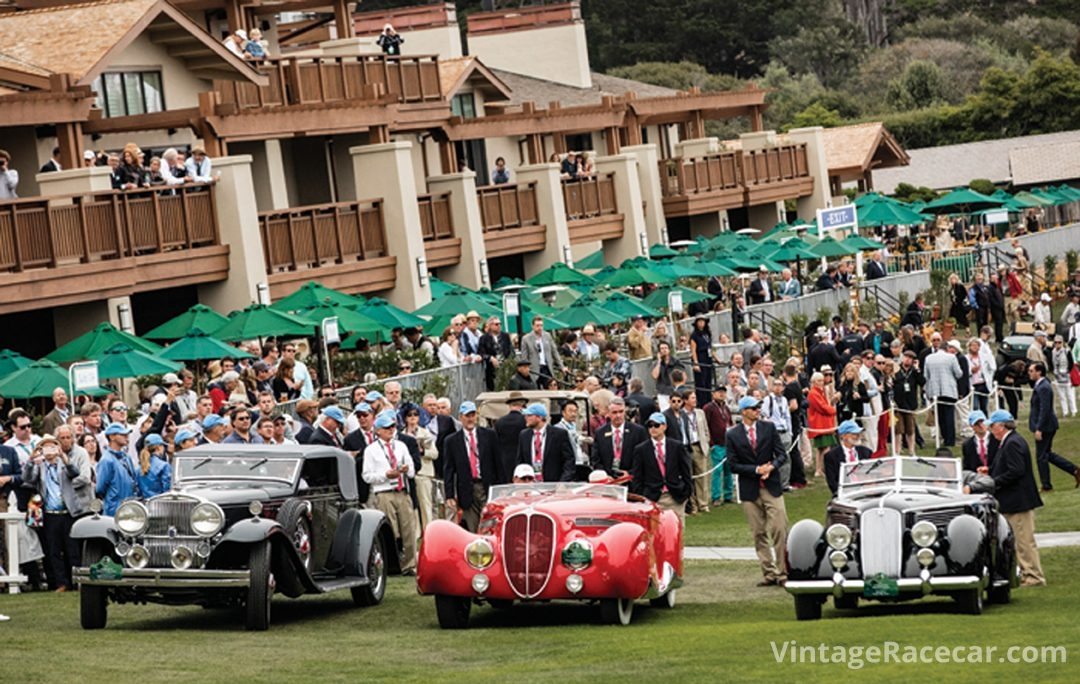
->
<box><xmin>93</xmin><ymin>71</ymin><xmax>164</xmax><ymax>118</ymax></box>
<box><xmin>451</xmin><ymin>93</ymin><xmax>476</xmax><ymax>119</ymax></box>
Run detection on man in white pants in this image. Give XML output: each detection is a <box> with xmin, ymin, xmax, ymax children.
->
<box><xmin>858</xmin><ymin>351</ymin><xmax>881</xmax><ymax>453</ymax></box>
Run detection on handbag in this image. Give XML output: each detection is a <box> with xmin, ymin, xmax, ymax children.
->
<box><xmin>1070</xmin><ymin>365</ymin><xmax>1080</xmax><ymax>387</ymax></box>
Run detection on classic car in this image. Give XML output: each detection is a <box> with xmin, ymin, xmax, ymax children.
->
<box><xmin>997</xmin><ymin>334</ymin><xmax>1033</xmax><ymax>366</ymax></box>
<box><xmin>72</xmin><ymin>445</ymin><xmax>398</xmax><ymax>630</ymax></box>
<box><xmin>784</xmin><ymin>456</ymin><xmax>1017</xmax><ymax>620</ymax></box>
<box><xmin>416</xmin><ymin>481</ymin><xmax>682</xmax><ymax>629</ymax></box>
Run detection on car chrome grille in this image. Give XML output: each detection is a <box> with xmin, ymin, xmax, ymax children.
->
<box><xmin>826</xmin><ymin>508</ymin><xmax>858</xmax><ymax>530</ymax></box>
<box><xmin>914</xmin><ymin>507</ymin><xmax>965</xmax><ymax>527</ymax></box>
<box><xmin>502</xmin><ymin>511</ymin><xmax>556</xmax><ymax>599</ymax></box>
<box><xmin>860</xmin><ymin>508</ymin><xmax>902</xmax><ymax>578</ymax></box>
<box><xmin>143</xmin><ymin>495</ymin><xmax>202</xmax><ymax>568</ymax></box>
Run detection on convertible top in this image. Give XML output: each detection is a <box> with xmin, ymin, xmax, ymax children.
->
<box><xmin>182</xmin><ymin>444</ymin><xmax>358</xmax><ymax>500</ymax></box>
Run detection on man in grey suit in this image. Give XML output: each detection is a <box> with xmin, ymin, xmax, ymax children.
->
<box><xmin>520</xmin><ymin>315</ymin><xmax>563</xmax><ymax>387</ymax></box>
<box><xmin>924</xmin><ymin>343</ymin><xmax>963</xmax><ymax>446</ymax></box>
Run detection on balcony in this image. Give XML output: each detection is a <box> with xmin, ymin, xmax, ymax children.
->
<box><xmin>562</xmin><ymin>174</ymin><xmax>624</xmax><ymax>244</ymax></box>
<box><xmin>418</xmin><ymin>192</ymin><xmax>461</xmax><ymax>269</ymax></box>
<box><xmin>477</xmin><ymin>183</ymin><xmax>546</xmax><ymax>258</ymax></box>
<box><xmin>213</xmin><ymin>54</ymin><xmax>443</xmax><ymax>110</ymax></box>
<box><xmin>0</xmin><ymin>185</ymin><xmax>228</xmax><ymax>315</ymax></box>
<box><xmin>258</xmin><ymin>199</ymin><xmax>396</xmax><ymax>299</ymax></box>
<box><xmin>659</xmin><ymin>144</ymin><xmax>813</xmax><ymax>218</ymax></box>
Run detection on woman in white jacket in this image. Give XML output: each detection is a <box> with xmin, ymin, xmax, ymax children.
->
<box><xmin>966</xmin><ymin>337</ymin><xmax>995</xmax><ymax>415</ymax></box>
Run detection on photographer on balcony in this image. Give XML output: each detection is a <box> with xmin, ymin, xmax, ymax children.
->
<box><xmin>0</xmin><ymin>149</ymin><xmax>19</xmax><ymax>199</ymax></box>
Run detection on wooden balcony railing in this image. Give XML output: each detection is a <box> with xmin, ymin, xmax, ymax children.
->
<box><xmin>659</xmin><ymin>151</ymin><xmax>743</xmax><ymax>198</ymax></box>
<box><xmin>562</xmin><ymin>173</ymin><xmax>618</xmax><ymax>221</ymax></box>
<box><xmin>259</xmin><ymin>199</ymin><xmax>387</xmax><ymax>274</ymax></box>
<box><xmin>417</xmin><ymin>192</ymin><xmax>453</xmax><ymax>241</ymax></box>
<box><xmin>741</xmin><ymin>144</ymin><xmax>810</xmax><ymax>185</ymax></box>
<box><xmin>0</xmin><ymin>184</ymin><xmax>218</xmax><ymax>272</ymax></box>
<box><xmin>477</xmin><ymin>182</ymin><xmax>541</xmax><ymax>232</ymax></box>
<box><xmin>214</xmin><ymin>54</ymin><xmax>443</xmax><ymax>109</ymax></box>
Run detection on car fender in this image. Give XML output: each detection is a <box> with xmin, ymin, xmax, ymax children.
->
<box><xmin>417</xmin><ymin>520</ymin><xmax>485</xmax><ymax>595</ymax></box>
<box><xmin>945</xmin><ymin>514</ymin><xmax>986</xmax><ymax>574</ymax></box>
<box><xmin>995</xmin><ymin>513</ymin><xmax>1018</xmax><ymax>587</ymax></box>
<box><xmin>334</xmin><ymin>508</ymin><xmax>392</xmax><ymax>578</ymax></box>
<box><xmin>593</xmin><ymin>522</ymin><xmax>651</xmax><ymax>599</ymax></box>
<box><xmin>786</xmin><ymin>519</ymin><xmax>824</xmax><ymax>579</ymax></box>
<box><xmin>70</xmin><ymin>515</ymin><xmax>120</xmax><ymax>546</ymax></box>
<box><xmin>652</xmin><ymin>508</ymin><xmax>683</xmax><ymax>580</ymax></box>
<box><xmin>219</xmin><ymin>516</ymin><xmax>284</xmax><ymax>544</ymax></box>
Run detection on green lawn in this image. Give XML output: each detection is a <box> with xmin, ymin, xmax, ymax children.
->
<box><xmin>4</xmin><ymin>550</ymin><xmax>1078</xmax><ymax>682</ymax></box>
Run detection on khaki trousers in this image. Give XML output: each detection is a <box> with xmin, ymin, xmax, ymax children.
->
<box><xmin>375</xmin><ymin>490</ymin><xmax>417</xmax><ymax>572</ymax></box>
<box><xmin>415</xmin><ymin>474</ymin><xmax>435</xmax><ymax>533</ymax></box>
<box><xmin>742</xmin><ymin>489</ymin><xmax>788</xmax><ymax>581</ymax></box>
<box><xmin>689</xmin><ymin>444</ymin><xmax>710</xmax><ymax>513</ymax></box>
<box><xmin>657</xmin><ymin>492</ymin><xmax>686</xmax><ymax>529</ymax></box>
<box><xmin>1004</xmin><ymin>510</ymin><xmax>1045</xmax><ymax>585</ymax></box>
<box><xmin>460</xmin><ymin>482</ymin><xmax>487</xmax><ymax>533</ymax></box>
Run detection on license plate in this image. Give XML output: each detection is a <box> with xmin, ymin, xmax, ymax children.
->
<box><xmin>863</xmin><ymin>573</ymin><xmax>899</xmax><ymax>598</ymax></box>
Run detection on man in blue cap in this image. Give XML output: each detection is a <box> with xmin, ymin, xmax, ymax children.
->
<box><xmin>985</xmin><ymin>409</ymin><xmax>1044</xmax><ymax>586</ymax></box>
<box><xmin>961</xmin><ymin>410</ymin><xmax>991</xmax><ymax>473</ymax></box>
<box><xmin>198</xmin><ymin>414</ymin><xmax>226</xmax><ymax>445</ymax></box>
<box><xmin>174</xmin><ymin>429</ymin><xmax>198</xmax><ymax>453</ymax></box>
<box><xmin>444</xmin><ymin>401</ymin><xmax>504</xmax><ymax>532</ymax></box>
<box><xmin>95</xmin><ymin>423</ymin><xmax>140</xmax><ymax>516</ymax></box>
<box><xmin>362</xmin><ymin>410</ymin><xmax>417</xmax><ymax>573</ymax></box>
<box><xmin>516</xmin><ymin>403</ymin><xmax>576</xmax><ymax>482</ymax></box>
<box><xmin>308</xmin><ymin>405</ymin><xmax>346</xmax><ymax>448</ymax></box>
<box><xmin>726</xmin><ymin>396</ymin><xmax>788</xmax><ymax>586</ymax></box>
<box><xmin>630</xmin><ymin>412</ymin><xmax>691</xmax><ymax>526</ymax></box>
<box><xmin>823</xmin><ymin>420</ymin><xmax>871</xmax><ymax>496</ymax></box>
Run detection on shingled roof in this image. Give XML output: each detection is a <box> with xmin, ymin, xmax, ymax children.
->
<box><xmin>490</xmin><ymin>68</ymin><xmax>676</xmax><ymax>107</ymax></box>
<box><xmin>1009</xmin><ymin>138</ymin><xmax>1080</xmax><ymax>187</ymax></box>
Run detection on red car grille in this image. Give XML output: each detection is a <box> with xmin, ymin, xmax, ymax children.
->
<box><xmin>502</xmin><ymin>512</ymin><xmax>556</xmax><ymax>598</ymax></box>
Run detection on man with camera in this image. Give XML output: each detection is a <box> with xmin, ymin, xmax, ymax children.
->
<box><xmin>0</xmin><ymin>149</ymin><xmax>18</xmax><ymax>199</ymax></box>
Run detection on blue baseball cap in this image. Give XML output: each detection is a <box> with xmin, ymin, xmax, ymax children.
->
<box><xmin>202</xmin><ymin>414</ymin><xmax>224</xmax><ymax>430</ymax></box>
<box><xmin>174</xmin><ymin>429</ymin><xmax>197</xmax><ymax>446</ymax></box>
<box><xmin>103</xmin><ymin>422</ymin><xmax>131</xmax><ymax>436</ymax></box>
<box><xmin>646</xmin><ymin>412</ymin><xmax>666</xmax><ymax>425</ymax></box>
<box><xmin>353</xmin><ymin>402</ymin><xmax>372</xmax><ymax>414</ymax></box>
<box><xmin>459</xmin><ymin>401</ymin><xmax>477</xmax><ymax>415</ymax></box>
<box><xmin>523</xmin><ymin>403</ymin><xmax>548</xmax><ymax>418</ymax></box>
<box><xmin>837</xmin><ymin>419</ymin><xmax>863</xmax><ymax>436</ymax></box>
<box><xmin>365</xmin><ymin>390</ymin><xmax>384</xmax><ymax>402</ymax></box>
<box><xmin>374</xmin><ymin>413</ymin><xmax>396</xmax><ymax>429</ymax></box>
<box><xmin>968</xmin><ymin>410</ymin><xmax>987</xmax><ymax>426</ymax></box>
<box><xmin>737</xmin><ymin>396</ymin><xmax>761</xmax><ymax>412</ymax></box>
<box><xmin>144</xmin><ymin>434</ymin><xmax>165</xmax><ymax>447</ymax></box>
<box><xmin>322</xmin><ymin>406</ymin><xmax>346</xmax><ymax>424</ymax></box>
<box><xmin>988</xmin><ymin>409</ymin><xmax>1014</xmax><ymax>424</ymax></box>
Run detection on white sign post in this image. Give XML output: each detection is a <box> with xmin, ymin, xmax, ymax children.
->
<box><xmin>68</xmin><ymin>361</ymin><xmax>99</xmax><ymax>405</ymax></box>
<box><xmin>321</xmin><ymin>317</ymin><xmax>339</xmax><ymax>387</ymax></box>
<box><xmin>667</xmin><ymin>290</ymin><xmax>683</xmax><ymax>356</ymax></box>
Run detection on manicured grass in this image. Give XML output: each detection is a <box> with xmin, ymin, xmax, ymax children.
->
<box><xmin>4</xmin><ymin>550</ymin><xmax>1078</xmax><ymax>682</ymax></box>
<box><xmin>684</xmin><ymin>414</ymin><xmax>1080</xmax><ymax>547</ymax></box>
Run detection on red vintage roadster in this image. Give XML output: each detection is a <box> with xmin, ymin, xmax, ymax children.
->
<box><xmin>417</xmin><ymin>482</ymin><xmax>683</xmax><ymax>628</ymax></box>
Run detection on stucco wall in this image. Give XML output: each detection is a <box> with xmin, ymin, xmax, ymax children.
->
<box><xmin>467</xmin><ymin>22</ymin><xmax>591</xmax><ymax>88</ymax></box>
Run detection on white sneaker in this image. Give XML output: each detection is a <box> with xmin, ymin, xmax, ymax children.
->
<box><xmin>0</xmin><ymin>615</ymin><xmax>10</xmax><ymax>622</ymax></box>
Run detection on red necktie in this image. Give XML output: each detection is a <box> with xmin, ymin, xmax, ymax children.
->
<box><xmin>468</xmin><ymin>430</ymin><xmax>479</xmax><ymax>479</ymax></box>
<box><xmin>848</xmin><ymin>447</ymin><xmax>856</xmax><ymax>463</ymax></box>
<box><xmin>978</xmin><ymin>439</ymin><xmax>987</xmax><ymax>467</ymax></box>
<box><xmin>533</xmin><ymin>430</ymin><xmax>543</xmax><ymax>481</ymax></box>
<box><xmin>384</xmin><ymin>441</ymin><xmax>404</xmax><ymax>491</ymax></box>
<box><xmin>614</xmin><ymin>429</ymin><xmax>623</xmax><ymax>468</ymax></box>
<box><xmin>748</xmin><ymin>425</ymin><xmax>756</xmax><ymax>451</ymax></box>
<box><xmin>655</xmin><ymin>441</ymin><xmax>668</xmax><ymax>492</ymax></box>
<box><xmin>365</xmin><ymin>431</ymin><xmax>374</xmax><ymax>445</ymax></box>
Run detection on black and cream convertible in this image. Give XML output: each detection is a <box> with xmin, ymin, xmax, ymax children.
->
<box><xmin>73</xmin><ymin>445</ymin><xmax>397</xmax><ymax>630</ymax></box>
<box><xmin>785</xmin><ymin>456</ymin><xmax>1017</xmax><ymax>619</ymax></box>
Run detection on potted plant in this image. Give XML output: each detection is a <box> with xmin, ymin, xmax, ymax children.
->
<box><xmin>942</xmin><ymin>317</ymin><xmax>957</xmax><ymax>341</ymax></box>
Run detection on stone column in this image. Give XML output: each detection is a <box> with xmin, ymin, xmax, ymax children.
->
<box><xmin>786</xmin><ymin>126</ymin><xmax>832</xmax><ymax>221</ymax></box>
<box><xmin>427</xmin><ymin>170</ymin><xmax>488</xmax><ymax>290</ymax></box>
<box><xmin>595</xmin><ymin>153</ymin><xmax>648</xmax><ymax>266</ymax></box>
<box><xmin>350</xmin><ymin>141</ymin><xmax>432</xmax><ymax>309</ymax></box>
<box><xmin>739</xmin><ymin>130</ymin><xmax>786</xmax><ymax>230</ymax></box>
<box><xmin>35</xmin><ymin>167</ymin><xmax>113</xmax><ymax>199</ymax></box>
<box><xmin>621</xmin><ymin>143</ymin><xmax>668</xmax><ymax>250</ymax></box>
<box><xmin>514</xmin><ymin>162</ymin><xmax>572</xmax><ymax>278</ymax></box>
<box><xmin>674</xmin><ymin>137</ymin><xmax>719</xmax><ymax>159</ymax></box>
<box><xmin>197</xmin><ymin>155</ymin><xmax>265</xmax><ymax>313</ymax></box>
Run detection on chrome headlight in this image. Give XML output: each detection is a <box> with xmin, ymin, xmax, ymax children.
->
<box><xmin>190</xmin><ymin>502</ymin><xmax>225</xmax><ymax>538</ymax></box>
<box><xmin>171</xmin><ymin>545</ymin><xmax>194</xmax><ymax>570</ymax></box>
<box><xmin>561</xmin><ymin>539</ymin><xmax>593</xmax><ymax>570</ymax></box>
<box><xmin>911</xmin><ymin>521</ymin><xmax>938</xmax><ymax>548</ymax></box>
<box><xmin>829</xmin><ymin>550</ymin><xmax>848</xmax><ymax>569</ymax></box>
<box><xmin>916</xmin><ymin>547</ymin><xmax>936</xmax><ymax>566</ymax></box>
<box><xmin>825</xmin><ymin>524</ymin><xmax>852</xmax><ymax>551</ymax></box>
<box><xmin>465</xmin><ymin>539</ymin><xmax>495</xmax><ymax>570</ymax></box>
<box><xmin>115</xmin><ymin>501</ymin><xmax>149</xmax><ymax>537</ymax></box>
<box><xmin>126</xmin><ymin>544</ymin><xmax>149</xmax><ymax>569</ymax></box>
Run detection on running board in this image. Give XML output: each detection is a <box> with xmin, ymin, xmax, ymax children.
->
<box><xmin>312</xmin><ymin>576</ymin><xmax>370</xmax><ymax>593</ymax></box>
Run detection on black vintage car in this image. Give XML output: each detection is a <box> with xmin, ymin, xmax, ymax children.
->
<box><xmin>784</xmin><ymin>456</ymin><xmax>1017</xmax><ymax>620</ymax></box>
<box><xmin>72</xmin><ymin>445</ymin><xmax>398</xmax><ymax>630</ymax></box>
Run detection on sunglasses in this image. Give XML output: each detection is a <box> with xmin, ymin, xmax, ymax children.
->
<box><xmin>15</xmin><ymin>423</ymin><xmax>31</xmax><ymax>430</ymax></box>
<box><xmin>399</xmin><ymin>365</ymin><xmax>412</xmax><ymax>370</ymax></box>
<box><xmin>646</xmin><ymin>422</ymin><xmax>663</xmax><ymax>428</ymax></box>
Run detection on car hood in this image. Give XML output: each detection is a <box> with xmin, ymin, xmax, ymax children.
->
<box><xmin>485</xmin><ymin>492</ymin><xmax>656</xmax><ymax>521</ymax></box>
<box><xmin>173</xmin><ymin>480</ymin><xmax>295</xmax><ymax>506</ymax></box>
<box><xmin>839</xmin><ymin>489</ymin><xmax>981</xmax><ymax>513</ymax></box>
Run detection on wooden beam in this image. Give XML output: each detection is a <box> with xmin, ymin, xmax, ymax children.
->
<box><xmin>438</xmin><ymin>140</ymin><xmax>457</xmax><ymax>175</ymax></box>
<box><xmin>55</xmin><ymin>121</ymin><xmax>83</xmax><ymax>170</ymax></box>
<box><xmin>225</xmin><ymin>0</ymin><xmax>244</xmax><ymax>32</ymax></box>
<box><xmin>370</xmin><ymin>125</ymin><xmax>390</xmax><ymax>144</ymax></box>
<box><xmin>605</xmin><ymin>127</ymin><xmax>620</xmax><ymax>155</ymax></box>
<box><xmin>526</xmin><ymin>134</ymin><xmax>543</xmax><ymax>165</ymax></box>
<box><xmin>750</xmin><ymin>105</ymin><xmax>763</xmax><ymax>132</ymax></box>
<box><xmin>82</xmin><ymin>107</ymin><xmax>201</xmax><ymax>135</ymax></box>
<box><xmin>333</xmin><ymin>0</ymin><xmax>355</xmax><ymax>39</ymax></box>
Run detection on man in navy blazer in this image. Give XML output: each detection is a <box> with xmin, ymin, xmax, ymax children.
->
<box><xmin>444</xmin><ymin>401</ymin><xmax>506</xmax><ymax>532</ymax></box>
<box><xmin>986</xmin><ymin>410</ymin><xmax>1045</xmax><ymax>585</ymax></box>
<box><xmin>726</xmin><ymin>396</ymin><xmax>789</xmax><ymax>585</ymax></box>
<box><xmin>630</xmin><ymin>412</ymin><xmax>692</xmax><ymax>525</ymax></box>
<box><xmin>516</xmin><ymin>403</ymin><xmax>576</xmax><ymax>482</ymax></box>
<box><xmin>1027</xmin><ymin>362</ymin><xmax>1080</xmax><ymax>491</ymax></box>
<box><xmin>592</xmin><ymin>397</ymin><xmax>648</xmax><ymax>476</ymax></box>
<box><xmin>823</xmin><ymin>420</ymin><xmax>872</xmax><ymax>496</ymax></box>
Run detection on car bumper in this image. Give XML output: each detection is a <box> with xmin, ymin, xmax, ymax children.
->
<box><xmin>786</xmin><ymin>574</ymin><xmax>982</xmax><ymax>597</ymax></box>
<box><xmin>74</xmin><ymin>567</ymin><xmax>251</xmax><ymax>589</ymax></box>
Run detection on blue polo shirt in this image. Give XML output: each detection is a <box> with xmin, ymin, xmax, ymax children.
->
<box><xmin>96</xmin><ymin>448</ymin><xmax>140</xmax><ymax>516</ymax></box>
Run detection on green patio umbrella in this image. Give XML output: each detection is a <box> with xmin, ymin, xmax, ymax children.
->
<box><xmin>642</xmin><ymin>285</ymin><xmax>711</xmax><ymax>310</ymax></box>
<box><xmin>427</xmin><ymin>276</ymin><xmax>460</xmax><ymax>299</ymax></box>
<box><xmin>810</xmin><ymin>236</ymin><xmax>856</xmax><ymax>258</ymax></box>
<box><xmin>0</xmin><ymin>358</ymin><xmax>111</xmax><ymax>399</ymax></box>
<box><xmin>717</xmin><ymin>256</ymin><xmax>786</xmax><ymax>273</ymax></box>
<box><xmin>297</xmin><ymin>300</ymin><xmax>390</xmax><ymax>343</ymax></box>
<box><xmin>524</xmin><ymin>285</ymin><xmax>583</xmax><ymax>310</ymax></box>
<box><xmin>1013</xmin><ymin>191</ymin><xmax>1055</xmax><ymax>207</ymax></box>
<box><xmin>1055</xmin><ymin>184</ymin><xmax>1080</xmax><ymax>201</ymax></box>
<box><xmin>355</xmin><ymin>297</ymin><xmax>427</xmax><ymax>330</ymax></box>
<box><xmin>413</xmin><ymin>287</ymin><xmax>501</xmax><ymax>325</ymax></box>
<box><xmin>159</xmin><ymin>329</ymin><xmax>254</xmax><ymax>362</ymax></box>
<box><xmin>143</xmin><ymin>304</ymin><xmax>230</xmax><ymax>341</ymax></box>
<box><xmin>600</xmin><ymin>261</ymin><xmax>673</xmax><ymax>288</ymax></box>
<box><xmin>649</xmin><ymin>243</ymin><xmax>679</xmax><ymax>258</ymax></box>
<box><xmin>527</xmin><ymin>262</ymin><xmax>596</xmax><ymax>287</ymax></box>
<box><xmin>576</xmin><ymin>248</ymin><xmax>606</xmax><ymax>271</ymax></box>
<box><xmin>991</xmin><ymin>189</ymin><xmax>1039</xmax><ymax>210</ymax></box>
<box><xmin>841</xmin><ymin>235</ymin><xmax>886</xmax><ymax>251</ymax></box>
<box><xmin>856</xmin><ymin>198</ymin><xmax>927</xmax><ymax>228</ymax></box>
<box><xmin>691</xmin><ymin>258</ymin><xmax>739</xmax><ymax>277</ymax></box>
<box><xmin>48</xmin><ymin>322</ymin><xmax>164</xmax><ymax>364</ymax></box>
<box><xmin>92</xmin><ymin>343</ymin><xmax>182</xmax><ymax>380</ymax></box>
<box><xmin>0</xmin><ymin>349</ymin><xmax>32</xmax><ymax>379</ymax></box>
<box><xmin>472</xmin><ymin>288</ymin><xmax>503</xmax><ymax>306</ymax></box>
<box><xmin>1030</xmin><ymin>187</ymin><xmax>1072</xmax><ymax>205</ymax></box>
<box><xmin>212</xmin><ymin>304</ymin><xmax>315</xmax><ymax>342</ymax></box>
<box><xmin>493</xmin><ymin>276</ymin><xmax>527</xmax><ymax>290</ymax></box>
<box><xmin>270</xmin><ymin>281</ymin><xmax>362</xmax><ymax>313</ymax></box>
<box><xmin>601</xmin><ymin>292</ymin><xmax>664</xmax><ymax>319</ymax></box>
<box><xmin>763</xmin><ymin>238</ymin><xmax>819</xmax><ymax>263</ymax></box>
<box><xmin>653</xmin><ymin>259</ymin><xmax>708</xmax><ymax>280</ymax></box>
<box><xmin>555</xmin><ymin>297</ymin><xmax>626</xmax><ymax>328</ymax></box>
<box><xmin>590</xmin><ymin>265</ymin><xmax>618</xmax><ymax>285</ymax></box>
<box><xmin>924</xmin><ymin>188</ymin><xmax>1003</xmax><ymax>214</ymax></box>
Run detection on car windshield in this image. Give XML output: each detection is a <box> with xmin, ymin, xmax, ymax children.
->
<box><xmin>489</xmin><ymin>483</ymin><xmax>628</xmax><ymax>502</ymax></box>
<box><xmin>840</xmin><ymin>456</ymin><xmax>960</xmax><ymax>496</ymax></box>
<box><xmin>175</xmin><ymin>456</ymin><xmax>301</xmax><ymax>484</ymax></box>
